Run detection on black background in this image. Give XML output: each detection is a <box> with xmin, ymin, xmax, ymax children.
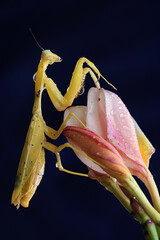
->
<box><xmin>1</xmin><ymin>1</ymin><xmax>160</xmax><ymax>239</ymax></box>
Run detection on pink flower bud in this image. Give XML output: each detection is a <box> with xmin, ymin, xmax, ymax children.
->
<box><xmin>63</xmin><ymin>87</ymin><xmax>160</xmax><ymax>211</ymax></box>
<box><xmin>63</xmin><ymin>126</ymin><xmax>131</xmax><ymax>181</ymax></box>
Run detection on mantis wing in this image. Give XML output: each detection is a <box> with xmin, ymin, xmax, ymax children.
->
<box><xmin>11</xmin><ymin>114</ymin><xmax>45</xmax><ymax>208</ymax></box>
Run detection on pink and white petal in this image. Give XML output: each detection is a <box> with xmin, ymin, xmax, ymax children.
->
<box><xmin>64</xmin><ymin>106</ymin><xmax>87</xmax><ymax>127</ymax></box>
<box><xmin>63</xmin><ymin>126</ymin><xmax>130</xmax><ymax>178</ymax></box>
<box><xmin>98</xmin><ymin>88</ymin><xmax>146</xmax><ymax>165</ymax></box>
<box><xmin>64</xmin><ymin>105</ymin><xmax>108</xmax><ymax>175</ymax></box>
<box><xmin>86</xmin><ymin>88</ymin><xmax>107</xmax><ymax>139</ymax></box>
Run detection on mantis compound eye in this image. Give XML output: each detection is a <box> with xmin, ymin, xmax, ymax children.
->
<box><xmin>58</xmin><ymin>57</ymin><xmax>62</xmax><ymax>62</ymax></box>
<box><xmin>41</xmin><ymin>50</ymin><xmax>62</xmax><ymax>63</ymax></box>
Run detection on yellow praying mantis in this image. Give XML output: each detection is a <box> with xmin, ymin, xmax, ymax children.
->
<box><xmin>11</xmin><ymin>47</ymin><xmax>116</xmax><ymax>209</ymax></box>
<box><xmin>11</xmin><ymin>40</ymin><xmax>160</xmax><ymax>239</ymax></box>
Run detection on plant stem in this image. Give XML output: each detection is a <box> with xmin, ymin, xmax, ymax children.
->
<box><xmin>131</xmin><ymin>198</ymin><xmax>159</xmax><ymax>240</ymax></box>
<box><xmin>102</xmin><ymin>179</ymin><xmax>132</xmax><ymax>213</ymax></box>
<box><xmin>123</xmin><ymin>175</ymin><xmax>160</xmax><ymax>224</ymax></box>
<box><xmin>100</xmin><ymin>175</ymin><xmax>159</xmax><ymax>239</ymax></box>
<box><xmin>143</xmin><ymin>167</ymin><xmax>160</xmax><ymax>213</ymax></box>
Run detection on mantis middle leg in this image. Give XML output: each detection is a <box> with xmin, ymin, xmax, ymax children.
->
<box><xmin>43</xmin><ymin>111</ymin><xmax>86</xmax><ymax>140</ymax></box>
<box><xmin>43</xmin><ymin>111</ymin><xmax>88</xmax><ymax>176</ymax></box>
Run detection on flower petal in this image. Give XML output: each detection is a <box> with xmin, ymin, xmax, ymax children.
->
<box><xmin>132</xmin><ymin>118</ymin><xmax>155</xmax><ymax>167</ymax></box>
<box><xmin>85</xmin><ymin>87</ymin><xmax>158</xmax><ymax>198</ymax></box>
<box><xmin>63</xmin><ymin>126</ymin><xmax>131</xmax><ymax>179</ymax></box>
<box><xmin>86</xmin><ymin>88</ymin><xmax>155</xmax><ymax>168</ymax></box>
<box><xmin>86</xmin><ymin>87</ymin><xmax>107</xmax><ymax>139</ymax></box>
<box><xmin>64</xmin><ymin>106</ymin><xmax>108</xmax><ymax>175</ymax></box>
<box><xmin>64</xmin><ymin>106</ymin><xmax>87</xmax><ymax>127</ymax></box>
<box><xmin>99</xmin><ymin>89</ymin><xmax>143</xmax><ymax>162</ymax></box>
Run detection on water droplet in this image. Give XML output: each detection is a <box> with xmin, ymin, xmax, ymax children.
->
<box><xmin>110</xmin><ymin>93</ymin><xmax>116</xmax><ymax>99</ymax></box>
<box><xmin>113</xmin><ymin>178</ymin><xmax>117</xmax><ymax>183</ymax></box>
<box><xmin>110</xmin><ymin>110</ymin><xmax>115</xmax><ymax>115</ymax></box>
<box><xmin>96</xmin><ymin>152</ymin><xmax>100</xmax><ymax>156</ymax></box>
<box><xmin>33</xmin><ymin>73</ymin><xmax>37</xmax><ymax>81</ymax></box>
<box><xmin>120</xmin><ymin>113</ymin><xmax>124</xmax><ymax>118</ymax></box>
<box><xmin>78</xmin><ymin>86</ymin><xmax>85</xmax><ymax>96</ymax></box>
<box><xmin>56</xmin><ymin>162</ymin><xmax>58</xmax><ymax>168</ymax></box>
<box><xmin>71</xmin><ymin>134</ymin><xmax>76</xmax><ymax>138</ymax></box>
<box><xmin>125</xmin><ymin>142</ymin><xmax>129</xmax><ymax>149</ymax></box>
<box><xmin>119</xmin><ymin>106</ymin><xmax>122</xmax><ymax>110</ymax></box>
<box><xmin>123</xmin><ymin>125</ymin><xmax>130</xmax><ymax>131</ymax></box>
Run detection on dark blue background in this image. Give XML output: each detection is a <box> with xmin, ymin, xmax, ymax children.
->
<box><xmin>1</xmin><ymin>1</ymin><xmax>160</xmax><ymax>239</ymax></box>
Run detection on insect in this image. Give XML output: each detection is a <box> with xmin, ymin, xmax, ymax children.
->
<box><xmin>11</xmin><ymin>47</ymin><xmax>116</xmax><ymax>208</ymax></box>
<box><xmin>11</xmin><ymin>33</ymin><xmax>160</xmax><ymax>237</ymax></box>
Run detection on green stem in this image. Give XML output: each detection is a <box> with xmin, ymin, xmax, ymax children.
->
<box><xmin>131</xmin><ymin>198</ymin><xmax>159</xmax><ymax>240</ymax></box>
<box><xmin>99</xmin><ymin>175</ymin><xmax>159</xmax><ymax>239</ymax></box>
<box><xmin>102</xmin><ymin>179</ymin><xmax>132</xmax><ymax>213</ymax></box>
<box><xmin>143</xmin><ymin>167</ymin><xmax>160</xmax><ymax>213</ymax></box>
<box><xmin>155</xmin><ymin>225</ymin><xmax>160</xmax><ymax>238</ymax></box>
<box><xmin>144</xmin><ymin>221</ymin><xmax>159</xmax><ymax>240</ymax></box>
<box><xmin>123</xmin><ymin>175</ymin><xmax>160</xmax><ymax>224</ymax></box>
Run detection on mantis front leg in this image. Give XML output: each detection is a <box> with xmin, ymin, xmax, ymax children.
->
<box><xmin>44</xmin><ymin>57</ymin><xmax>116</xmax><ymax>112</ymax></box>
<box><xmin>34</xmin><ymin>49</ymin><xmax>115</xmax><ymax>114</ymax></box>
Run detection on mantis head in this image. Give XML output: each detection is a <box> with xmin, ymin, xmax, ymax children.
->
<box><xmin>41</xmin><ymin>50</ymin><xmax>62</xmax><ymax>64</ymax></box>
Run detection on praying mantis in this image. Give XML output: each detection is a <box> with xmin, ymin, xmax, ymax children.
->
<box><xmin>11</xmin><ymin>46</ymin><xmax>160</xmax><ymax>239</ymax></box>
<box><xmin>11</xmin><ymin>48</ymin><xmax>115</xmax><ymax>209</ymax></box>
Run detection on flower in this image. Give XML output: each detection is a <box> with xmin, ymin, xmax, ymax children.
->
<box><xmin>63</xmin><ymin>125</ymin><xmax>131</xmax><ymax>180</ymax></box>
<box><xmin>63</xmin><ymin>87</ymin><xmax>160</xmax><ymax>214</ymax></box>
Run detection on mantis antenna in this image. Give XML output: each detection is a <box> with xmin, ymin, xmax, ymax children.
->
<box><xmin>29</xmin><ymin>28</ymin><xmax>45</xmax><ymax>51</ymax></box>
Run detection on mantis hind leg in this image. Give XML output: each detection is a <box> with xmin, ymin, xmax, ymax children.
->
<box><xmin>44</xmin><ymin>136</ymin><xmax>108</xmax><ymax>178</ymax></box>
<box><xmin>43</xmin><ymin>141</ymin><xmax>88</xmax><ymax>177</ymax></box>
